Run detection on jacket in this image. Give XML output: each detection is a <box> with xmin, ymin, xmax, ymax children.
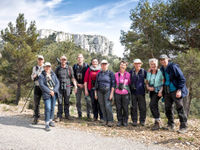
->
<box><xmin>160</xmin><ymin>62</ymin><xmax>188</xmax><ymax>97</ymax></box>
<box><xmin>146</xmin><ymin>69</ymin><xmax>164</xmax><ymax>92</ymax></box>
<box><xmin>39</xmin><ymin>70</ymin><xmax>60</xmax><ymax>100</ymax></box>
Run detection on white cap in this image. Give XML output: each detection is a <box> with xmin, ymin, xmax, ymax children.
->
<box><xmin>101</xmin><ymin>59</ymin><xmax>108</xmax><ymax>64</ymax></box>
<box><xmin>60</xmin><ymin>55</ymin><xmax>67</xmax><ymax>60</ymax></box>
<box><xmin>37</xmin><ymin>55</ymin><xmax>44</xmax><ymax>60</ymax></box>
<box><xmin>44</xmin><ymin>62</ymin><xmax>51</xmax><ymax>67</ymax></box>
<box><xmin>133</xmin><ymin>59</ymin><xmax>143</xmax><ymax>64</ymax></box>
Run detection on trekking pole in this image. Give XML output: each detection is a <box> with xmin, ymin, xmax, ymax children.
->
<box><xmin>20</xmin><ymin>85</ymin><xmax>34</xmax><ymax>113</ymax></box>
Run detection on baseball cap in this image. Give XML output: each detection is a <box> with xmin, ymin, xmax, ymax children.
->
<box><xmin>101</xmin><ymin>60</ymin><xmax>108</xmax><ymax>64</ymax></box>
<box><xmin>44</xmin><ymin>62</ymin><xmax>51</xmax><ymax>67</ymax></box>
<box><xmin>37</xmin><ymin>55</ymin><xmax>44</xmax><ymax>60</ymax></box>
<box><xmin>133</xmin><ymin>59</ymin><xmax>143</xmax><ymax>64</ymax></box>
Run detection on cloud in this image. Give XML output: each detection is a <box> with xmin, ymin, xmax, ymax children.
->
<box><xmin>0</xmin><ymin>0</ymin><xmax>137</xmax><ymax>57</ymax></box>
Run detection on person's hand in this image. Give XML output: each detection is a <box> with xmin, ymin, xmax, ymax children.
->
<box><xmin>109</xmin><ymin>93</ymin><xmax>113</xmax><ymax>100</ymax></box>
<box><xmin>33</xmin><ymin>74</ymin><xmax>37</xmax><ymax>79</ymax></box>
<box><xmin>74</xmin><ymin>86</ymin><xmax>77</xmax><ymax>94</ymax></box>
<box><xmin>158</xmin><ymin>91</ymin><xmax>162</xmax><ymax>97</ymax></box>
<box><xmin>94</xmin><ymin>92</ymin><xmax>98</xmax><ymax>100</ymax></box>
<box><xmin>148</xmin><ymin>87</ymin><xmax>154</xmax><ymax>91</ymax></box>
<box><xmin>78</xmin><ymin>84</ymin><xmax>84</xmax><ymax>89</ymax></box>
<box><xmin>50</xmin><ymin>91</ymin><xmax>54</xmax><ymax>96</ymax></box>
<box><xmin>85</xmin><ymin>89</ymin><xmax>89</xmax><ymax>96</ymax></box>
<box><xmin>176</xmin><ymin>90</ymin><xmax>181</xmax><ymax>98</ymax></box>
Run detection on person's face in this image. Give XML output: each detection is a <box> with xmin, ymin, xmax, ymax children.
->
<box><xmin>77</xmin><ymin>55</ymin><xmax>84</xmax><ymax>63</ymax></box>
<box><xmin>101</xmin><ymin>63</ymin><xmax>108</xmax><ymax>71</ymax></box>
<box><xmin>134</xmin><ymin>63</ymin><xmax>142</xmax><ymax>70</ymax></box>
<box><xmin>149</xmin><ymin>62</ymin><xmax>157</xmax><ymax>70</ymax></box>
<box><xmin>160</xmin><ymin>58</ymin><xmax>169</xmax><ymax>67</ymax></box>
<box><xmin>61</xmin><ymin>58</ymin><xmax>67</xmax><ymax>65</ymax></box>
<box><xmin>44</xmin><ymin>66</ymin><xmax>51</xmax><ymax>73</ymax></box>
<box><xmin>37</xmin><ymin>58</ymin><xmax>44</xmax><ymax>66</ymax></box>
<box><xmin>92</xmin><ymin>59</ymin><xmax>98</xmax><ymax>67</ymax></box>
<box><xmin>120</xmin><ymin>63</ymin><xmax>127</xmax><ymax>71</ymax></box>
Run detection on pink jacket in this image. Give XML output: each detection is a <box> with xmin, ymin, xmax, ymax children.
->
<box><xmin>115</xmin><ymin>71</ymin><xmax>131</xmax><ymax>95</ymax></box>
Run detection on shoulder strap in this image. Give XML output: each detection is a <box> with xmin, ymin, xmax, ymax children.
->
<box><xmin>68</xmin><ymin>66</ymin><xmax>72</xmax><ymax>78</ymax></box>
<box><xmin>35</xmin><ymin>65</ymin><xmax>39</xmax><ymax>71</ymax></box>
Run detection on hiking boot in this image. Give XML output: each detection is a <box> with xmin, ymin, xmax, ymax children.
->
<box><xmin>123</xmin><ymin>122</ymin><xmax>128</xmax><ymax>127</ymax></box>
<box><xmin>140</xmin><ymin>122</ymin><xmax>145</xmax><ymax>126</ymax></box>
<box><xmin>100</xmin><ymin>119</ymin><xmax>104</xmax><ymax>123</ymax></box>
<box><xmin>107</xmin><ymin>121</ymin><xmax>114</xmax><ymax>127</ymax></box>
<box><xmin>45</xmin><ymin>125</ymin><xmax>51</xmax><ymax>131</ymax></box>
<box><xmin>117</xmin><ymin>121</ymin><xmax>122</xmax><ymax>127</ymax></box>
<box><xmin>93</xmin><ymin>118</ymin><xmax>98</xmax><ymax>122</ymax></box>
<box><xmin>152</xmin><ymin>121</ymin><xmax>161</xmax><ymax>130</ymax></box>
<box><xmin>49</xmin><ymin>121</ymin><xmax>55</xmax><ymax>127</ymax></box>
<box><xmin>101</xmin><ymin>120</ymin><xmax>107</xmax><ymax>126</ymax></box>
<box><xmin>166</xmin><ymin>124</ymin><xmax>175</xmax><ymax>131</ymax></box>
<box><xmin>132</xmin><ymin>122</ymin><xmax>137</xmax><ymax>126</ymax></box>
<box><xmin>55</xmin><ymin>117</ymin><xmax>62</xmax><ymax>122</ymax></box>
<box><xmin>32</xmin><ymin>117</ymin><xmax>38</xmax><ymax>125</ymax></box>
<box><xmin>178</xmin><ymin>127</ymin><xmax>188</xmax><ymax>134</ymax></box>
<box><xmin>65</xmin><ymin>116</ymin><xmax>72</xmax><ymax>120</ymax></box>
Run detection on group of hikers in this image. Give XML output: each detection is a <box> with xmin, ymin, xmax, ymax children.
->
<box><xmin>31</xmin><ymin>53</ymin><xmax>188</xmax><ymax>133</ymax></box>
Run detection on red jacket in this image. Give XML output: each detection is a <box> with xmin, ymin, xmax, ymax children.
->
<box><xmin>84</xmin><ymin>68</ymin><xmax>100</xmax><ymax>90</ymax></box>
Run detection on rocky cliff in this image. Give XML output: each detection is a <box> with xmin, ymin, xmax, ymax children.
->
<box><xmin>38</xmin><ymin>29</ymin><xmax>114</xmax><ymax>55</ymax></box>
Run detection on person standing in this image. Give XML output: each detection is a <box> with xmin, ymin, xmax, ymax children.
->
<box><xmin>73</xmin><ymin>54</ymin><xmax>91</xmax><ymax>119</ymax></box>
<box><xmin>115</xmin><ymin>61</ymin><xmax>131</xmax><ymax>127</ymax></box>
<box><xmin>84</xmin><ymin>58</ymin><xmax>103</xmax><ymax>121</ymax></box>
<box><xmin>95</xmin><ymin>60</ymin><xmax>115</xmax><ymax>127</ymax></box>
<box><xmin>146</xmin><ymin>58</ymin><xmax>164</xmax><ymax>130</ymax></box>
<box><xmin>38</xmin><ymin>62</ymin><xmax>59</xmax><ymax>131</ymax></box>
<box><xmin>55</xmin><ymin>55</ymin><xmax>77</xmax><ymax>121</ymax></box>
<box><xmin>130</xmin><ymin>59</ymin><xmax>147</xmax><ymax>126</ymax></box>
<box><xmin>31</xmin><ymin>55</ymin><xmax>44</xmax><ymax>124</ymax></box>
<box><xmin>159</xmin><ymin>54</ymin><xmax>188</xmax><ymax>133</ymax></box>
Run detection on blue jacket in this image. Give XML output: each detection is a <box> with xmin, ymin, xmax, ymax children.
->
<box><xmin>95</xmin><ymin>70</ymin><xmax>115</xmax><ymax>89</ymax></box>
<box><xmin>39</xmin><ymin>70</ymin><xmax>60</xmax><ymax>100</ymax></box>
<box><xmin>129</xmin><ymin>68</ymin><xmax>147</xmax><ymax>95</ymax></box>
<box><xmin>160</xmin><ymin>62</ymin><xmax>188</xmax><ymax>98</ymax></box>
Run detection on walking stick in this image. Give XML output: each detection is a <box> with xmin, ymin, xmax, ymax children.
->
<box><xmin>20</xmin><ymin>85</ymin><xmax>34</xmax><ymax>113</ymax></box>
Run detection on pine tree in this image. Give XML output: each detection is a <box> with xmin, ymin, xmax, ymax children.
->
<box><xmin>0</xmin><ymin>13</ymin><xmax>42</xmax><ymax>104</ymax></box>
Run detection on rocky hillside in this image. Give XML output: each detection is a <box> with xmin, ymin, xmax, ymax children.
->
<box><xmin>38</xmin><ymin>29</ymin><xmax>114</xmax><ymax>56</ymax></box>
<box><xmin>0</xmin><ymin>29</ymin><xmax>114</xmax><ymax>56</ymax></box>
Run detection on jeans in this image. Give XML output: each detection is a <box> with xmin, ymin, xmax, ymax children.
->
<box><xmin>44</xmin><ymin>96</ymin><xmax>56</xmax><ymax>123</ymax></box>
<box><xmin>98</xmin><ymin>90</ymin><xmax>113</xmax><ymax>122</ymax></box>
<box><xmin>33</xmin><ymin>86</ymin><xmax>42</xmax><ymax>118</ymax></box>
<box><xmin>76</xmin><ymin>87</ymin><xmax>91</xmax><ymax>116</ymax></box>
<box><xmin>89</xmin><ymin>89</ymin><xmax>103</xmax><ymax>120</ymax></box>
<box><xmin>149</xmin><ymin>91</ymin><xmax>161</xmax><ymax>119</ymax></box>
<box><xmin>164</xmin><ymin>91</ymin><xmax>187</xmax><ymax>128</ymax></box>
<box><xmin>131</xmin><ymin>94</ymin><xmax>146</xmax><ymax>123</ymax></box>
<box><xmin>57</xmin><ymin>88</ymin><xmax>70</xmax><ymax>118</ymax></box>
<box><xmin>115</xmin><ymin>93</ymin><xmax>130</xmax><ymax>123</ymax></box>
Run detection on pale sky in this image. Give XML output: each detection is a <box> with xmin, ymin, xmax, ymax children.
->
<box><xmin>0</xmin><ymin>0</ymin><xmax>140</xmax><ymax>57</ymax></box>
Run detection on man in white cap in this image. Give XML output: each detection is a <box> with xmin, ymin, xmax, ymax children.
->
<box><xmin>129</xmin><ymin>58</ymin><xmax>147</xmax><ymax>126</ymax></box>
<box><xmin>31</xmin><ymin>55</ymin><xmax>44</xmax><ymax>124</ymax></box>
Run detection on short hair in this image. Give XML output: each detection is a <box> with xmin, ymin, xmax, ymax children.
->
<box><xmin>120</xmin><ymin>60</ymin><xmax>128</xmax><ymax>66</ymax></box>
<box><xmin>149</xmin><ymin>58</ymin><xmax>158</xmax><ymax>66</ymax></box>
<box><xmin>77</xmin><ymin>53</ymin><xmax>84</xmax><ymax>58</ymax></box>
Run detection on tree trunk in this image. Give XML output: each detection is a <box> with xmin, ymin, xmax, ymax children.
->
<box><xmin>16</xmin><ymin>82</ymin><xmax>21</xmax><ymax>105</ymax></box>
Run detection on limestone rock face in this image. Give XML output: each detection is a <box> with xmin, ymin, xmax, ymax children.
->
<box><xmin>38</xmin><ymin>29</ymin><xmax>114</xmax><ymax>55</ymax></box>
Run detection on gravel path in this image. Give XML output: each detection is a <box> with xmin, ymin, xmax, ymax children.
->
<box><xmin>0</xmin><ymin>114</ymin><xmax>173</xmax><ymax>150</ymax></box>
